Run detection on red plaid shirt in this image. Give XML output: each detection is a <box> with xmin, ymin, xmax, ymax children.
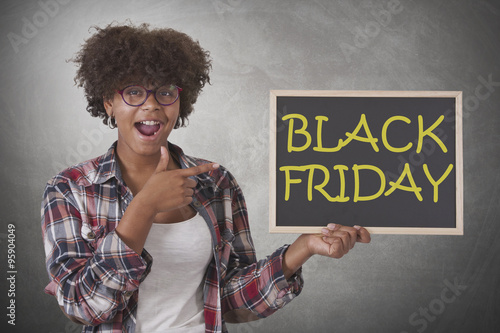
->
<box><xmin>41</xmin><ymin>142</ymin><xmax>303</xmax><ymax>332</ymax></box>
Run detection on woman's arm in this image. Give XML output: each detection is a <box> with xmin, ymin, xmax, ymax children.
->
<box><xmin>42</xmin><ymin>180</ymin><xmax>151</xmax><ymax>326</ymax></box>
<box><xmin>220</xmin><ymin>172</ymin><xmax>371</xmax><ymax>319</ymax></box>
<box><xmin>42</xmin><ymin>147</ymin><xmax>219</xmax><ymax>325</ymax></box>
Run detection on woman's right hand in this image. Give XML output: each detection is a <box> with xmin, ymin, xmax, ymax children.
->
<box><xmin>137</xmin><ymin>146</ymin><xmax>219</xmax><ymax>214</ymax></box>
<box><xmin>115</xmin><ymin>146</ymin><xmax>218</xmax><ymax>254</ymax></box>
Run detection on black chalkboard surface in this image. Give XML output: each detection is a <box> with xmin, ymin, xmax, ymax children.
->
<box><xmin>269</xmin><ymin>91</ymin><xmax>463</xmax><ymax>235</ymax></box>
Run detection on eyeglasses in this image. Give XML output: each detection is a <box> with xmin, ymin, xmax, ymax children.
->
<box><xmin>116</xmin><ymin>84</ymin><xmax>182</xmax><ymax>107</ymax></box>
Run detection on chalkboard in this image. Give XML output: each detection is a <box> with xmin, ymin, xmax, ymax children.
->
<box><xmin>269</xmin><ymin>91</ymin><xmax>463</xmax><ymax>235</ymax></box>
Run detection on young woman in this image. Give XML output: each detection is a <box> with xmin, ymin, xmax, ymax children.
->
<box><xmin>41</xmin><ymin>23</ymin><xmax>371</xmax><ymax>333</ymax></box>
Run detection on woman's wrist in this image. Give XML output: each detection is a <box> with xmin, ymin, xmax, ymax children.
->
<box><xmin>133</xmin><ymin>189</ymin><xmax>158</xmax><ymax>215</ymax></box>
<box><xmin>115</xmin><ymin>193</ymin><xmax>157</xmax><ymax>254</ymax></box>
<box><xmin>282</xmin><ymin>235</ymin><xmax>314</xmax><ymax>279</ymax></box>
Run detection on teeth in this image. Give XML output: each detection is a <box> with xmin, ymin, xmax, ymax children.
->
<box><xmin>140</xmin><ymin>120</ymin><xmax>160</xmax><ymax>125</ymax></box>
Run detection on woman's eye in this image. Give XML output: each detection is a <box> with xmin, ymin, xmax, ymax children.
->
<box><xmin>123</xmin><ymin>86</ymin><xmax>145</xmax><ymax>97</ymax></box>
<box><xmin>128</xmin><ymin>89</ymin><xmax>142</xmax><ymax>96</ymax></box>
<box><xmin>157</xmin><ymin>90</ymin><xmax>172</xmax><ymax>97</ymax></box>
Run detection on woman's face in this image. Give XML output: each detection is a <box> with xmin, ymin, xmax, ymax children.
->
<box><xmin>104</xmin><ymin>84</ymin><xmax>180</xmax><ymax>159</ymax></box>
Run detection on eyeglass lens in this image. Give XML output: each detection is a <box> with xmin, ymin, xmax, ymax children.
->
<box><xmin>122</xmin><ymin>85</ymin><xmax>179</xmax><ymax>106</ymax></box>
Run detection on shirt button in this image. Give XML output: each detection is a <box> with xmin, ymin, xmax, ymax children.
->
<box><xmin>87</xmin><ymin>232</ymin><xmax>95</xmax><ymax>240</ymax></box>
<box><xmin>215</xmin><ymin>245</ymin><xmax>220</xmax><ymax>252</ymax></box>
<box><xmin>193</xmin><ymin>201</ymin><xmax>202</xmax><ymax>208</ymax></box>
<box><xmin>123</xmin><ymin>291</ymin><xmax>133</xmax><ymax>297</ymax></box>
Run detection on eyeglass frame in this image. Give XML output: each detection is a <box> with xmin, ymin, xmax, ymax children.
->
<box><xmin>115</xmin><ymin>84</ymin><xmax>183</xmax><ymax>107</ymax></box>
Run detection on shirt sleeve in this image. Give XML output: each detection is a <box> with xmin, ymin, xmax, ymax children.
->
<box><xmin>41</xmin><ymin>179</ymin><xmax>152</xmax><ymax>326</ymax></box>
<box><xmin>220</xmin><ymin>174</ymin><xmax>304</xmax><ymax>318</ymax></box>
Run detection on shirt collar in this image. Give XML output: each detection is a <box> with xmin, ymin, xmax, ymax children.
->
<box><xmin>92</xmin><ymin>141</ymin><xmax>121</xmax><ymax>185</ymax></box>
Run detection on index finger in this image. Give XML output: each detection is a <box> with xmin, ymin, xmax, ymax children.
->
<box><xmin>180</xmin><ymin>163</ymin><xmax>220</xmax><ymax>177</ymax></box>
<box><xmin>354</xmin><ymin>225</ymin><xmax>371</xmax><ymax>243</ymax></box>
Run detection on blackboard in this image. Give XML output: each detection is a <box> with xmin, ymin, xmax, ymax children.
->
<box><xmin>269</xmin><ymin>91</ymin><xmax>463</xmax><ymax>235</ymax></box>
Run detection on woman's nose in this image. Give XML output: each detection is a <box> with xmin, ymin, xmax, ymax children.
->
<box><xmin>141</xmin><ymin>91</ymin><xmax>160</xmax><ymax>110</ymax></box>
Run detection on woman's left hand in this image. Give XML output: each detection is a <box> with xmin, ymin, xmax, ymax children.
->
<box><xmin>308</xmin><ymin>223</ymin><xmax>371</xmax><ymax>259</ymax></box>
<box><xmin>282</xmin><ymin>223</ymin><xmax>371</xmax><ymax>279</ymax></box>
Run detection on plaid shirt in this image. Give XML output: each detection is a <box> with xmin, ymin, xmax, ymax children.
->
<box><xmin>42</xmin><ymin>142</ymin><xmax>303</xmax><ymax>333</ymax></box>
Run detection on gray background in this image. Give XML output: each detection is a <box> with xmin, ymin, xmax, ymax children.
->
<box><xmin>0</xmin><ymin>0</ymin><xmax>499</xmax><ymax>332</ymax></box>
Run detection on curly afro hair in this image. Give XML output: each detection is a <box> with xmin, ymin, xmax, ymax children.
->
<box><xmin>71</xmin><ymin>22</ymin><xmax>211</xmax><ymax>128</ymax></box>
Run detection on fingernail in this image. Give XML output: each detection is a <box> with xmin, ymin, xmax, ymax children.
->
<box><xmin>327</xmin><ymin>223</ymin><xmax>336</xmax><ymax>230</ymax></box>
<box><xmin>353</xmin><ymin>225</ymin><xmax>361</xmax><ymax>230</ymax></box>
<box><xmin>212</xmin><ymin>164</ymin><xmax>220</xmax><ymax>169</ymax></box>
<box><xmin>321</xmin><ymin>228</ymin><xmax>329</xmax><ymax>235</ymax></box>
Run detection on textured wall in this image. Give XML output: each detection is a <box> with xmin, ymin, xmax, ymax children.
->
<box><xmin>0</xmin><ymin>0</ymin><xmax>499</xmax><ymax>332</ymax></box>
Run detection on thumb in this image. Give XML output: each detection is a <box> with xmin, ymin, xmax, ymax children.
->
<box><xmin>155</xmin><ymin>146</ymin><xmax>169</xmax><ymax>173</ymax></box>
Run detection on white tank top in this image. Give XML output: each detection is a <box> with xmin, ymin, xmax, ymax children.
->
<box><xmin>135</xmin><ymin>213</ymin><xmax>213</xmax><ymax>333</ymax></box>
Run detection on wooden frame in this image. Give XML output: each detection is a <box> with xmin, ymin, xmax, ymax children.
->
<box><xmin>269</xmin><ymin>90</ymin><xmax>463</xmax><ymax>235</ymax></box>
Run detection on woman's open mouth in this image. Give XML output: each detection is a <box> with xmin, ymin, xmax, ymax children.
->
<box><xmin>135</xmin><ymin>120</ymin><xmax>161</xmax><ymax>137</ymax></box>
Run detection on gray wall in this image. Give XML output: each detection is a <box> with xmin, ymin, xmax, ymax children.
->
<box><xmin>1</xmin><ymin>0</ymin><xmax>499</xmax><ymax>332</ymax></box>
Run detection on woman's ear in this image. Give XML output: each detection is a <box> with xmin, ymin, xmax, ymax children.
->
<box><xmin>103</xmin><ymin>97</ymin><xmax>114</xmax><ymax>117</ymax></box>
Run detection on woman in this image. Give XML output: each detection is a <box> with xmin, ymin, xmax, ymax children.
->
<box><xmin>41</xmin><ymin>22</ymin><xmax>371</xmax><ymax>333</ymax></box>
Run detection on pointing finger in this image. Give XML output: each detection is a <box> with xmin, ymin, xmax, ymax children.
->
<box><xmin>181</xmin><ymin>162</ymin><xmax>220</xmax><ymax>177</ymax></box>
